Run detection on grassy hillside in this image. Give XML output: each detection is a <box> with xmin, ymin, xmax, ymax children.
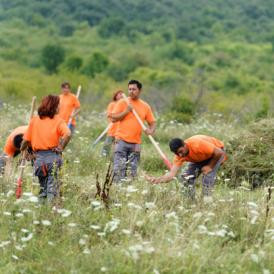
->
<box><xmin>0</xmin><ymin>0</ymin><xmax>273</xmax><ymax>121</ymax></box>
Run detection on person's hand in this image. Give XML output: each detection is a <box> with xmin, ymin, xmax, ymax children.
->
<box><xmin>52</xmin><ymin>146</ymin><xmax>63</xmax><ymax>154</ymax></box>
<box><xmin>144</xmin><ymin>174</ymin><xmax>161</xmax><ymax>184</ymax></box>
<box><xmin>202</xmin><ymin>165</ymin><xmax>212</xmax><ymax>175</ymax></box>
<box><xmin>144</xmin><ymin>128</ymin><xmax>154</xmax><ymax>136</ymax></box>
<box><xmin>126</xmin><ymin>104</ymin><xmax>133</xmax><ymax>113</ymax></box>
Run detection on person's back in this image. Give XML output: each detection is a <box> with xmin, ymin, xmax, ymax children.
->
<box><xmin>25</xmin><ymin>115</ymin><xmax>68</xmax><ymax>151</ymax></box>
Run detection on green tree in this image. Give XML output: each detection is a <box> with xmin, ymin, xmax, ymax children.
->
<box><xmin>41</xmin><ymin>44</ymin><xmax>65</xmax><ymax>73</ymax></box>
<box><xmin>65</xmin><ymin>56</ymin><xmax>83</xmax><ymax>71</ymax></box>
<box><xmin>82</xmin><ymin>52</ymin><xmax>109</xmax><ymax>77</ymax></box>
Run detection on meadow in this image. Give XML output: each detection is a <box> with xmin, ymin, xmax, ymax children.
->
<box><xmin>0</xmin><ymin>102</ymin><xmax>273</xmax><ymax>273</ymax></box>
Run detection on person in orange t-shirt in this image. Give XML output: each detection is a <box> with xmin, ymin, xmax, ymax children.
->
<box><xmin>111</xmin><ymin>80</ymin><xmax>156</xmax><ymax>182</ymax></box>
<box><xmin>146</xmin><ymin>135</ymin><xmax>227</xmax><ymax>198</ymax></box>
<box><xmin>0</xmin><ymin>126</ymin><xmax>29</xmax><ymax>174</ymax></box>
<box><xmin>101</xmin><ymin>90</ymin><xmax>123</xmax><ymax>157</ymax></box>
<box><xmin>59</xmin><ymin>82</ymin><xmax>80</xmax><ymax>133</ymax></box>
<box><xmin>21</xmin><ymin>95</ymin><xmax>71</xmax><ymax>201</ymax></box>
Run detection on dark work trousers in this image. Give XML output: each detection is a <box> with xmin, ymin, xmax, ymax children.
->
<box><xmin>181</xmin><ymin>154</ymin><xmax>225</xmax><ymax>199</ymax></box>
<box><xmin>113</xmin><ymin>140</ymin><xmax>140</xmax><ymax>182</ymax></box>
<box><xmin>34</xmin><ymin>150</ymin><xmax>62</xmax><ymax>201</ymax></box>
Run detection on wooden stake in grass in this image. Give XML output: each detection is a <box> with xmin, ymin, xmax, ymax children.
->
<box><xmin>16</xmin><ymin>96</ymin><xmax>36</xmax><ymax>199</ymax></box>
<box><xmin>121</xmin><ymin>93</ymin><xmax>172</xmax><ymax>170</ymax></box>
<box><xmin>67</xmin><ymin>85</ymin><xmax>81</xmax><ymax>128</ymax></box>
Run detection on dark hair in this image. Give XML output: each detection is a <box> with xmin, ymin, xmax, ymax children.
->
<box><xmin>169</xmin><ymin>138</ymin><xmax>184</xmax><ymax>154</ymax></box>
<box><xmin>112</xmin><ymin>90</ymin><xmax>123</xmax><ymax>101</ymax></box>
<box><xmin>13</xmin><ymin>134</ymin><xmax>23</xmax><ymax>150</ymax></box>
<box><xmin>38</xmin><ymin>95</ymin><xmax>60</xmax><ymax>119</ymax></box>
<box><xmin>128</xmin><ymin>79</ymin><xmax>142</xmax><ymax>90</ymax></box>
<box><xmin>61</xmin><ymin>81</ymin><xmax>71</xmax><ymax>89</ymax></box>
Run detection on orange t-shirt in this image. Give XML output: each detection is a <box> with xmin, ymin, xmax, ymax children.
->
<box><xmin>173</xmin><ymin>135</ymin><xmax>225</xmax><ymax>167</ymax></box>
<box><xmin>59</xmin><ymin>92</ymin><xmax>80</xmax><ymax>126</ymax></box>
<box><xmin>113</xmin><ymin>98</ymin><xmax>155</xmax><ymax>144</ymax></box>
<box><xmin>24</xmin><ymin>115</ymin><xmax>71</xmax><ymax>151</ymax></box>
<box><xmin>107</xmin><ymin>101</ymin><xmax>119</xmax><ymax>137</ymax></box>
<box><xmin>4</xmin><ymin>126</ymin><xmax>28</xmax><ymax>157</ymax></box>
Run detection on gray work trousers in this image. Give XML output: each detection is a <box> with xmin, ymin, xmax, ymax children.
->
<box><xmin>113</xmin><ymin>140</ymin><xmax>140</xmax><ymax>182</ymax></box>
<box><xmin>0</xmin><ymin>153</ymin><xmax>7</xmax><ymax>174</ymax></box>
<box><xmin>34</xmin><ymin>151</ymin><xmax>62</xmax><ymax>201</ymax></box>
<box><xmin>181</xmin><ymin>154</ymin><xmax>224</xmax><ymax>199</ymax></box>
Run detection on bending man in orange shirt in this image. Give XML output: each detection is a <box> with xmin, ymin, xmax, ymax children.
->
<box><xmin>59</xmin><ymin>81</ymin><xmax>81</xmax><ymax>133</ymax></box>
<box><xmin>21</xmin><ymin>95</ymin><xmax>71</xmax><ymax>202</ymax></box>
<box><xmin>0</xmin><ymin>126</ymin><xmax>30</xmax><ymax>174</ymax></box>
<box><xmin>146</xmin><ymin>135</ymin><xmax>227</xmax><ymax>198</ymax></box>
<box><xmin>101</xmin><ymin>90</ymin><xmax>123</xmax><ymax>157</ymax></box>
<box><xmin>111</xmin><ymin>80</ymin><xmax>156</xmax><ymax>182</ymax></box>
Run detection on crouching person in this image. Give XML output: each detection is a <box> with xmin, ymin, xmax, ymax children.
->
<box><xmin>0</xmin><ymin>126</ymin><xmax>28</xmax><ymax>175</ymax></box>
<box><xmin>146</xmin><ymin>135</ymin><xmax>227</xmax><ymax>199</ymax></box>
<box><xmin>21</xmin><ymin>95</ymin><xmax>71</xmax><ymax>202</ymax></box>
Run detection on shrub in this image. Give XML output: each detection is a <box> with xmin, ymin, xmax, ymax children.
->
<box><xmin>65</xmin><ymin>56</ymin><xmax>83</xmax><ymax>71</ymax></box>
<box><xmin>82</xmin><ymin>52</ymin><xmax>109</xmax><ymax>77</ymax></box>
<box><xmin>41</xmin><ymin>44</ymin><xmax>65</xmax><ymax>73</ymax></box>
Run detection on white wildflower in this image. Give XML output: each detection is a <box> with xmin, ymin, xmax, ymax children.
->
<box><xmin>104</xmin><ymin>218</ymin><xmax>120</xmax><ymax>233</ymax></box>
<box><xmin>193</xmin><ymin>212</ymin><xmax>202</xmax><ymax>219</ymax></box>
<box><xmin>48</xmin><ymin>241</ymin><xmax>55</xmax><ymax>246</ymax></box>
<box><xmin>214</xmin><ymin>229</ymin><xmax>227</xmax><ymax>237</ymax></box>
<box><xmin>203</xmin><ymin>196</ymin><xmax>213</xmax><ymax>204</ymax></box>
<box><xmin>22</xmin><ymin>209</ymin><xmax>32</xmax><ymax>213</ymax></box>
<box><xmin>15</xmin><ymin>245</ymin><xmax>23</xmax><ymax>251</ymax></box>
<box><xmin>57</xmin><ymin>209</ymin><xmax>72</xmax><ymax>218</ymax></box>
<box><xmin>247</xmin><ymin>202</ymin><xmax>258</xmax><ymax>208</ymax></box>
<box><xmin>126</xmin><ymin>186</ymin><xmax>138</xmax><ymax>193</ymax></box>
<box><xmin>114</xmin><ymin>203</ymin><xmax>122</xmax><ymax>207</ymax></box>
<box><xmin>6</xmin><ymin>190</ymin><xmax>14</xmax><ymax>197</ymax></box>
<box><xmin>142</xmin><ymin>190</ymin><xmax>148</xmax><ymax>195</ymax></box>
<box><xmin>42</xmin><ymin>220</ymin><xmax>51</xmax><ymax>226</ymax></box>
<box><xmin>12</xmin><ymin>255</ymin><xmax>19</xmax><ymax>260</ymax></box>
<box><xmin>0</xmin><ymin>241</ymin><xmax>11</xmax><ymax>248</ymax></box>
<box><xmin>101</xmin><ymin>267</ymin><xmax>107</xmax><ymax>272</ymax></box>
<box><xmin>21</xmin><ymin>233</ymin><xmax>33</xmax><ymax>242</ymax></box>
<box><xmin>28</xmin><ymin>196</ymin><xmax>39</xmax><ymax>203</ymax></box>
<box><xmin>153</xmin><ymin>269</ymin><xmax>160</xmax><ymax>274</ymax></box>
<box><xmin>3</xmin><ymin>211</ymin><xmax>11</xmax><ymax>216</ymax></box>
<box><xmin>128</xmin><ymin>202</ymin><xmax>142</xmax><ymax>210</ymax></box>
<box><xmin>165</xmin><ymin>211</ymin><xmax>178</xmax><ymax>220</ymax></box>
<box><xmin>33</xmin><ymin>220</ymin><xmax>40</xmax><ymax>225</ymax></box>
<box><xmin>122</xmin><ymin>229</ymin><xmax>131</xmax><ymax>235</ymax></box>
<box><xmin>136</xmin><ymin>221</ymin><xmax>144</xmax><ymax>227</ymax></box>
<box><xmin>145</xmin><ymin>202</ymin><xmax>156</xmax><ymax>209</ymax></box>
<box><xmin>250</xmin><ymin>254</ymin><xmax>259</xmax><ymax>263</ymax></box>
<box><xmin>83</xmin><ymin>248</ymin><xmax>91</xmax><ymax>254</ymax></box>
<box><xmin>79</xmin><ymin>239</ymin><xmax>86</xmax><ymax>246</ymax></box>
<box><xmin>68</xmin><ymin>223</ymin><xmax>77</xmax><ymax>227</ymax></box>
<box><xmin>90</xmin><ymin>225</ymin><xmax>101</xmax><ymax>230</ymax></box>
<box><xmin>23</xmin><ymin>192</ymin><xmax>33</xmax><ymax>197</ymax></box>
<box><xmin>16</xmin><ymin>213</ymin><xmax>24</xmax><ymax>218</ymax></box>
<box><xmin>21</xmin><ymin>229</ymin><xmax>29</xmax><ymax>233</ymax></box>
<box><xmin>97</xmin><ymin>232</ymin><xmax>105</xmax><ymax>237</ymax></box>
<box><xmin>198</xmin><ymin>225</ymin><xmax>208</xmax><ymax>234</ymax></box>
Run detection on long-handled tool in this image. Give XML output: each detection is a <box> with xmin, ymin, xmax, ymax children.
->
<box><xmin>91</xmin><ymin>123</ymin><xmax>112</xmax><ymax>150</ymax></box>
<box><xmin>122</xmin><ymin>94</ymin><xmax>172</xmax><ymax>169</ymax></box>
<box><xmin>67</xmin><ymin>85</ymin><xmax>81</xmax><ymax>128</ymax></box>
<box><xmin>16</xmin><ymin>96</ymin><xmax>36</xmax><ymax>199</ymax></box>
